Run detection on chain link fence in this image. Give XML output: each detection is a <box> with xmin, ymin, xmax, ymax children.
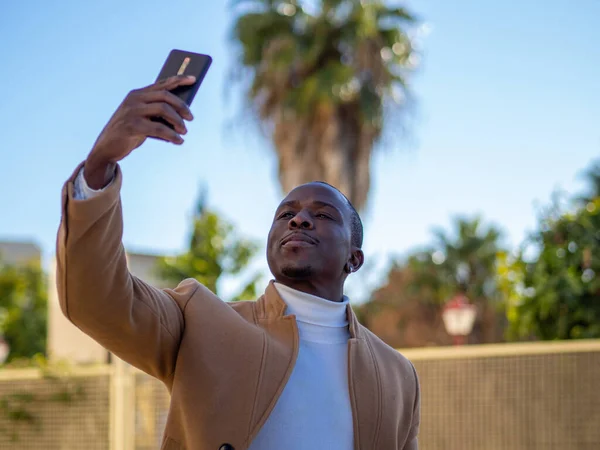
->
<box><xmin>0</xmin><ymin>366</ymin><xmax>110</xmax><ymax>450</ymax></box>
<box><xmin>404</xmin><ymin>340</ymin><xmax>600</xmax><ymax>450</ymax></box>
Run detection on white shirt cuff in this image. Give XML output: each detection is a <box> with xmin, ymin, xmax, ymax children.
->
<box><xmin>73</xmin><ymin>166</ymin><xmax>115</xmax><ymax>200</ymax></box>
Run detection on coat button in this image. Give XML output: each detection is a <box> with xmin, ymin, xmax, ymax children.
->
<box><xmin>219</xmin><ymin>445</ymin><xmax>234</xmax><ymax>450</ymax></box>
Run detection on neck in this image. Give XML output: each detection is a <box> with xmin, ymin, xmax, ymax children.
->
<box><xmin>274</xmin><ymin>278</ymin><xmax>344</xmax><ymax>302</ymax></box>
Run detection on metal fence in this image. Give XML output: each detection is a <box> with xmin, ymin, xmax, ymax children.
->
<box><xmin>402</xmin><ymin>340</ymin><xmax>600</xmax><ymax>450</ymax></box>
<box><xmin>0</xmin><ymin>340</ymin><xmax>598</xmax><ymax>449</ymax></box>
<box><xmin>0</xmin><ymin>365</ymin><xmax>111</xmax><ymax>450</ymax></box>
<box><xmin>134</xmin><ymin>371</ymin><xmax>170</xmax><ymax>450</ymax></box>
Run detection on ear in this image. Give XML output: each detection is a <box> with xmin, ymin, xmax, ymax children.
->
<box><xmin>346</xmin><ymin>249</ymin><xmax>364</xmax><ymax>274</ymax></box>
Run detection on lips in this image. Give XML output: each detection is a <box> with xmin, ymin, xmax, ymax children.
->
<box><xmin>281</xmin><ymin>232</ymin><xmax>318</xmax><ymax>246</ymax></box>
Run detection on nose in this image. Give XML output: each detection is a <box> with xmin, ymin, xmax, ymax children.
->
<box><xmin>289</xmin><ymin>210</ymin><xmax>314</xmax><ymax>230</ymax></box>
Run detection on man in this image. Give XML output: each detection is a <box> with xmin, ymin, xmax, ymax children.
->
<box><xmin>57</xmin><ymin>75</ymin><xmax>420</xmax><ymax>450</ymax></box>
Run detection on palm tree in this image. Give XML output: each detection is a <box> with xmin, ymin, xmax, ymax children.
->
<box><xmin>231</xmin><ymin>0</ymin><xmax>419</xmax><ymax>210</ymax></box>
<box><xmin>354</xmin><ymin>217</ymin><xmax>507</xmax><ymax>346</ymax></box>
<box><xmin>406</xmin><ymin>217</ymin><xmax>507</xmax><ymax>343</ymax></box>
<box><xmin>409</xmin><ymin>217</ymin><xmax>504</xmax><ymax>305</ymax></box>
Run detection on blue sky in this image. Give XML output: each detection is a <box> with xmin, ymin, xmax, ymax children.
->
<box><xmin>1</xmin><ymin>0</ymin><xmax>599</xmax><ymax>301</ymax></box>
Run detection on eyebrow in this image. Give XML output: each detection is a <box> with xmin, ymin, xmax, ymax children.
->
<box><xmin>278</xmin><ymin>200</ymin><xmax>343</xmax><ymax>217</ymax></box>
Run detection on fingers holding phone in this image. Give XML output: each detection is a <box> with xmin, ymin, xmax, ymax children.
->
<box><xmin>84</xmin><ymin>75</ymin><xmax>197</xmax><ymax>189</ymax></box>
<box><xmin>136</xmin><ymin>76</ymin><xmax>196</xmax><ymax>136</ymax></box>
<box><xmin>148</xmin><ymin>50</ymin><xmax>212</xmax><ymax>131</ymax></box>
<box><xmin>84</xmin><ymin>50</ymin><xmax>212</xmax><ymax>189</ymax></box>
<box><xmin>147</xmin><ymin>74</ymin><xmax>197</xmax><ymax>93</ymax></box>
<box><xmin>142</xmin><ymin>81</ymin><xmax>195</xmax><ymax>121</ymax></box>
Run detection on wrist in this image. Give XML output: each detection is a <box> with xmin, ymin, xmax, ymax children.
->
<box><xmin>84</xmin><ymin>155</ymin><xmax>115</xmax><ymax>190</ymax></box>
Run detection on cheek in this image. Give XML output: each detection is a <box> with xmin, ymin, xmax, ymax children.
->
<box><xmin>332</xmin><ymin>229</ymin><xmax>351</xmax><ymax>247</ymax></box>
<box><xmin>323</xmin><ymin>232</ymin><xmax>351</xmax><ymax>257</ymax></box>
<box><xmin>267</xmin><ymin>224</ymin><xmax>280</xmax><ymax>248</ymax></box>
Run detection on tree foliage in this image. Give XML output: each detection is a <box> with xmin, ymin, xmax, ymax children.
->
<box><xmin>231</xmin><ymin>0</ymin><xmax>421</xmax><ymax>209</ymax></box>
<box><xmin>156</xmin><ymin>191</ymin><xmax>261</xmax><ymax>301</ymax></box>
<box><xmin>406</xmin><ymin>217</ymin><xmax>505</xmax><ymax>306</ymax></box>
<box><xmin>359</xmin><ymin>160</ymin><xmax>600</xmax><ymax>345</ymax></box>
<box><xmin>507</xmin><ymin>169</ymin><xmax>600</xmax><ymax>340</ymax></box>
<box><xmin>359</xmin><ymin>216</ymin><xmax>507</xmax><ymax>346</ymax></box>
<box><xmin>0</xmin><ymin>259</ymin><xmax>47</xmax><ymax>363</ymax></box>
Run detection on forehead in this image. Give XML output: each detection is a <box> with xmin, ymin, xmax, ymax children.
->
<box><xmin>278</xmin><ymin>183</ymin><xmax>348</xmax><ymax>212</ymax></box>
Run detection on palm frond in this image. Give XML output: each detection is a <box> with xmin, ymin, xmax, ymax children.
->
<box><xmin>230</xmin><ymin>0</ymin><xmax>421</xmax><ymax>209</ymax></box>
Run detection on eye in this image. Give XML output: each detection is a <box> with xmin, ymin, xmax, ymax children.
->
<box><xmin>278</xmin><ymin>211</ymin><xmax>295</xmax><ymax>219</ymax></box>
<box><xmin>316</xmin><ymin>213</ymin><xmax>332</xmax><ymax>219</ymax></box>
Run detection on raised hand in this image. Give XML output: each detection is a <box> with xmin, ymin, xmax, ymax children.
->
<box><xmin>84</xmin><ymin>75</ymin><xmax>196</xmax><ymax>189</ymax></box>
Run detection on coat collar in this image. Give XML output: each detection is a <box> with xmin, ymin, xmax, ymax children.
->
<box><xmin>256</xmin><ymin>280</ymin><xmax>366</xmax><ymax>340</ymax></box>
<box><xmin>256</xmin><ymin>281</ymin><xmax>380</xmax><ymax>449</ymax></box>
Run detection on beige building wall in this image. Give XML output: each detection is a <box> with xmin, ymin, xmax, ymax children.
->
<box><xmin>0</xmin><ymin>241</ymin><xmax>41</xmax><ymax>265</ymax></box>
<box><xmin>47</xmin><ymin>251</ymin><xmax>172</xmax><ymax>364</ymax></box>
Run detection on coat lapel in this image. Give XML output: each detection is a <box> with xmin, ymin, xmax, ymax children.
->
<box><xmin>347</xmin><ymin>306</ymin><xmax>382</xmax><ymax>450</ymax></box>
<box><xmin>244</xmin><ymin>282</ymin><xmax>299</xmax><ymax>447</ymax></box>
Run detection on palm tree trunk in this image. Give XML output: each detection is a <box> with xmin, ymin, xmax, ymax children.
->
<box><xmin>273</xmin><ymin>105</ymin><xmax>374</xmax><ymax>210</ymax></box>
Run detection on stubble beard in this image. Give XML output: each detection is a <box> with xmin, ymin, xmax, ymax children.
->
<box><xmin>281</xmin><ymin>264</ymin><xmax>314</xmax><ymax>279</ymax></box>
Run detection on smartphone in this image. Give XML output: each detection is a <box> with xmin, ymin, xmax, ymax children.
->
<box><xmin>151</xmin><ymin>49</ymin><xmax>212</xmax><ymax>129</ymax></box>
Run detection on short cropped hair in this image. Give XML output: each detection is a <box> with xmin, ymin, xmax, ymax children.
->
<box><xmin>314</xmin><ymin>182</ymin><xmax>363</xmax><ymax>248</ymax></box>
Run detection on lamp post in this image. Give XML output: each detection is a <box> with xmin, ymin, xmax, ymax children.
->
<box><xmin>442</xmin><ymin>294</ymin><xmax>477</xmax><ymax>346</ymax></box>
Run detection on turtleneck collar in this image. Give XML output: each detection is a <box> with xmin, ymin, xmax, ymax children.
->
<box><xmin>274</xmin><ymin>282</ymin><xmax>350</xmax><ymax>343</ymax></box>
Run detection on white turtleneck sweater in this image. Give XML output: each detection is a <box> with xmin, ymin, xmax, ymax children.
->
<box><xmin>248</xmin><ymin>282</ymin><xmax>353</xmax><ymax>450</ymax></box>
<box><xmin>73</xmin><ymin>170</ymin><xmax>355</xmax><ymax>449</ymax></box>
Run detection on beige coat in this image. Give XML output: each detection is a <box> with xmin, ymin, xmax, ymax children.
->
<box><xmin>56</xmin><ymin>163</ymin><xmax>420</xmax><ymax>450</ymax></box>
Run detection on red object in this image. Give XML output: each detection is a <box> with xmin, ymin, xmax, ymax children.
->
<box><xmin>442</xmin><ymin>294</ymin><xmax>477</xmax><ymax>346</ymax></box>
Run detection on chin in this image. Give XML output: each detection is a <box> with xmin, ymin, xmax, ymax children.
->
<box><xmin>280</xmin><ymin>264</ymin><xmax>314</xmax><ymax>279</ymax></box>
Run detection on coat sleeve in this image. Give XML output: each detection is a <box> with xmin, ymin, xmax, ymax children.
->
<box><xmin>55</xmin><ymin>162</ymin><xmax>198</xmax><ymax>382</ymax></box>
<box><xmin>403</xmin><ymin>362</ymin><xmax>421</xmax><ymax>449</ymax></box>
